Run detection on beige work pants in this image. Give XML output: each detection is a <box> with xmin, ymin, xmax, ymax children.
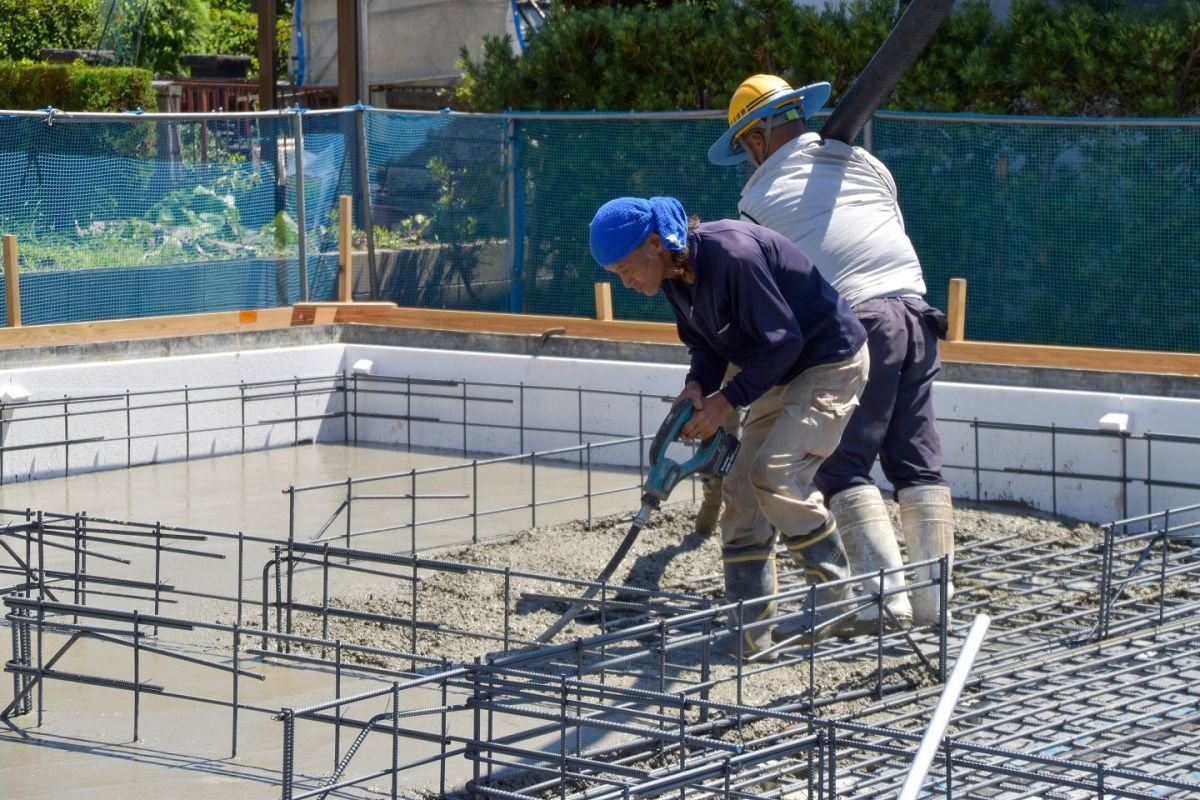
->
<box><xmin>720</xmin><ymin>345</ymin><xmax>869</xmax><ymax>550</ymax></box>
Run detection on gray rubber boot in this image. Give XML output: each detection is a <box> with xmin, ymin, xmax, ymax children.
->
<box><xmin>830</xmin><ymin>485</ymin><xmax>913</xmax><ymax>635</ymax></box>
<box><xmin>773</xmin><ymin>515</ymin><xmax>856</xmax><ymax>644</ymax></box>
<box><xmin>695</xmin><ymin>474</ymin><xmax>723</xmax><ymax>536</ymax></box>
<box><xmin>722</xmin><ymin>544</ymin><xmax>779</xmax><ymax>660</ymax></box>
<box><xmin>898</xmin><ymin>484</ymin><xmax>955</xmax><ymax>627</ymax></box>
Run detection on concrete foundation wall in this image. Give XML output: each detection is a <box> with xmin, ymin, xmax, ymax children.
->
<box><xmin>2</xmin><ymin>334</ymin><xmax>1198</xmax><ymax>523</ymax></box>
<box><xmin>0</xmin><ymin>345</ymin><xmax>345</xmax><ymax>483</ymax></box>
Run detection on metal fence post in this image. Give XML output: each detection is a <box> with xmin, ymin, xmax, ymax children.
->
<box><xmin>292</xmin><ymin>109</ymin><xmax>309</xmax><ymax>302</ymax></box>
<box><xmin>355</xmin><ymin>106</ymin><xmax>379</xmax><ymax>299</ymax></box>
<box><xmin>506</xmin><ymin>117</ymin><xmax>525</xmax><ymax>313</ymax></box>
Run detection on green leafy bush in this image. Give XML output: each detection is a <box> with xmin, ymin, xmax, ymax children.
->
<box><xmin>458</xmin><ymin>0</ymin><xmax>1200</xmax><ymax>117</ymax></box>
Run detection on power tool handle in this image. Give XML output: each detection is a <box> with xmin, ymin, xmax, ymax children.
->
<box><xmin>648</xmin><ymin>397</ymin><xmax>693</xmax><ymax>466</ymax></box>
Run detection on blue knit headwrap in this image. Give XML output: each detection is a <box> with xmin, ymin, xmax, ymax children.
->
<box><xmin>589</xmin><ymin>196</ymin><xmax>689</xmax><ymax>266</ymax></box>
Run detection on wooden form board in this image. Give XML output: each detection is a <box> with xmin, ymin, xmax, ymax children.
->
<box><xmin>0</xmin><ymin>308</ymin><xmax>296</xmax><ymax>350</ymax></box>
<box><xmin>321</xmin><ymin>304</ymin><xmax>681</xmax><ymax>345</ymax></box>
<box><xmin>0</xmin><ymin>303</ymin><xmax>1197</xmax><ymax>379</ymax></box>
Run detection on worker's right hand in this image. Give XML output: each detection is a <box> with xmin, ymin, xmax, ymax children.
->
<box><xmin>676</xmin><ymin>381</ymin><xmax>705</xmax><ymax>411</ymax></box>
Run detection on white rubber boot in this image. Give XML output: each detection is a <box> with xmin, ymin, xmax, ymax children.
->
<box><xmin>898</xmin><ymin>484</ymin><xmax>955</xmax><ymax>628</ymax></box>
<box><xmin>830</xmin><ymin>485</ymin><xmax>912</xmax><ymax>634</ymax></box>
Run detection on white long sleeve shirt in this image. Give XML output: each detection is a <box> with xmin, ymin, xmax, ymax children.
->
<box><xmin>738</xmin><ymin>132</ymin><xmax>926</xmax><ymax>308</ymax></box>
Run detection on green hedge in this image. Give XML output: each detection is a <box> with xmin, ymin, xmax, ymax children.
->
<box><xmin>459</xmin><ymin>0</ymin><xmax>1200</xmax><ymax>116</ymax></box>
<box><xmin>0</xmin><ymin>61</ymin><xmax>156</xmax><ymax>111</ymax></box>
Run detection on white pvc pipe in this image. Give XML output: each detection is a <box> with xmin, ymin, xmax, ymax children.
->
<box><xmin>897</xmin><ymin>613</ymin><xmax>992</xmax><ymax>800</ymax></box>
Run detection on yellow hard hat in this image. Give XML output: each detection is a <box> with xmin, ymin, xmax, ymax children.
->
<box><xmin>708</xmin><ymin>75</ymin><xmax>831</xmax><ymax>166</ymax></box>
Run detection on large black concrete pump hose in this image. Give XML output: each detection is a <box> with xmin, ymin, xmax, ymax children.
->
<box><xmin>820</xmin><ymin>0</ymin><xmax>958</xmax><ymax>145</ymax></box>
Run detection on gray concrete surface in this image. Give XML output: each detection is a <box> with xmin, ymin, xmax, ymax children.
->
<box><xmin>0</xmin><ymin>443</ymin><xmax>652</xmax><ymax>800</ymax></box>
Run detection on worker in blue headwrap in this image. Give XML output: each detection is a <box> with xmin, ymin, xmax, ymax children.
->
<box><xmin>589</xmin><ymin>196</ymin><xmax>869</xmax><ymax>658</ymax></box>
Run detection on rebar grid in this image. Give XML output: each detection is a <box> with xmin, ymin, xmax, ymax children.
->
<box><xmin>5</xmin><ymin>455</ymin><xmax>1200</xmax><ymax>799</ymax></box>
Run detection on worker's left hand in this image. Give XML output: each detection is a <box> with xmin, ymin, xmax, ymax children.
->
<box><xmin>681</xmin><ymin>391</ymin><xmax>733</xmax><ymax>443</ymax></box>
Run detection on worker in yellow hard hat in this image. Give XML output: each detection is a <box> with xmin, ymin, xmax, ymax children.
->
<box><xmin>707</xmin><ymin>74</ymin><xmax>831</xmax><ymax>167</ymax></box>
<box><xmin>708</xmin><ymin>74</ymin><xmax>956</xmax><ymax>642</ymax></box>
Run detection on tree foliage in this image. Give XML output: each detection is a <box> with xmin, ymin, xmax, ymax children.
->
<box><xmin>459</xmin><ymin>0</ymin><xmax>1200</xmax><ymax>116</ymax></box>
<box><xmin>0</xmin><ymin>0</ymin><xmax>101</xmax><ymax>61</ymax></box>
<box><xmin>94</xmin><ymin>0</ymin><xmax>211</xmax><ymax>75</ymax></box>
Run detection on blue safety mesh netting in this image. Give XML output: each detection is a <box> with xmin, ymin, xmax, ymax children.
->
<box><xmin>364</xmin><ymin>111</ymin><xmax>511</xmax><ymax>310</ymax></box>
<box><xmin>874</xmin><ymin>114</ymin><xmax>1200</xmax><ymax>351</ymax></box>
<box><xmin>0</xmin><ymin>106</ymin><xmax>1196</xmax><ymax>353</ymax></box>
<box><xmin>0</xmin><ymin>110</ymin><xmax>347</xmax><ymax>325</ymax></box>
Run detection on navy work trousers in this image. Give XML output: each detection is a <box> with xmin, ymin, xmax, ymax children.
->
<box><xmin>815</xmin><ymin>296</ymin><xmax>947</xmax><ymax>498</ymax></box>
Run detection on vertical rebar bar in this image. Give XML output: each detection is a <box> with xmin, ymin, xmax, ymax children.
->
<box><xmin>973</xmin><ymin>418</ymin><xmax>981</xmax><ymax>502</ymax></box>
<box><xmin>293</xmin><ymin>377</ymin><xmax>300</xmax><ymax>444</ymax></box>
<box><xmin>345</xmin><ymin>478</ymin><xmax>352</xmax><ymax>554</ymax></box>
<box><xmin>875</xmin><ymin>567</ymin><xmax>885</xmax><ymax>699</ymax></box>
<box><xmin>125</xmin><ymin>390</ymin><xmax>132</xmax><ymax>467</ymax></box>
<box><xmin>944</xmin><ymin>737</ymin><xmax>954</xmax><ymax>800</ymax></box>
<box><xmin>239</xmin><ymin>382</ymin><xmax>246</xmax><ymax>453</ymax></box>
<box><xmin>132</xmin><ymin>610</ymin><xmax>140</xmax><ymax>741</ymax></box>
<box><xmin>1098</xmin><ymin>525</ymin><xmax>1114</xmax><ymax>642</ymax></box>
<box><xmin>828</xmin><ymin>726</ymin><xmax>838</xmax><ymax>800</ymax></box>
<box><xmin>503</xmin><ymin>568</ymin><xmax>511</xmax><ymax>652</ymax></box>
<box><xmin>1158</xmin><ymin>514</ymin><xmax>1168</xmax><ymax>630</ymax></box>
<box><xmin>1120</xmin><ymin>433</ymin><xmax>1129</xmax><ymax>520</ymax></box>
<box><xmin>273</xmin><ymin>546</ymin><xmax>283</xmax><ymax>652</ymax></box>
<box><xmin>638</xmin><ymin>393</ymin><xmax>645</xmax><ymax>485</ymax></box>
<box><xmin>472</xmin><ymin>460</ymin><xmax>479</xmax><ymax>544</ymax></box>
<box><xmin>153</xmin><ymin>522</ymin><xmax>162</xmax><ymax>635</ymax></box>
<box><xmin>231</xmin><ymin>625</ymin><xmax>240</xmax><ymax>758</ymax></box>
<box><xmin>391</xmin><ymin>682</ymin><xmax>400</xmax><ymax>799</ymax></box>
<box><xmin>79</xmin><ymin>514</ymin><xmax>89</xmax><ymax>609</ymax></box>
<box><xmin>410</xmin><ymin>469</ymin><xmax>417</xmax><ymax>555</ymax></box>
<box><xmin>1146</xmin><ymin>434</ymin><xmax>1153</xmax><ymax>514</ymax></box>
<box><xmin>35</xmin><ymin>600</ymin><xmax>43</xmax><ymax>726</ymax></box>
<box><xmin>335</xmin><ymin>641</ymin><xmax>343</xmax><ymax>769</ymax></box>
<box><xmin>1051</xmin><ymin>423</ymin><xmax>1057</xmax><ymax>516</ymax></box>
<box><xmin>72</xmin><ymin>513</ymin><xmax>81</xmax><ymax>623</ymax></box>
<box><xmin>236</xmin><ymin>530</ymin><xmax>244</xmax><ymax>625</ymax></box>
<box><xmin>342</xmin><ymin>373</ymin><xmax>350</xmax><ymax>443</ymax></box>
<box><xmin>322</xmin><ymin>543</ymin><xmax>331</xmax><ymax>649</ymax></box>
<box><xmin>281</xmin><ymin>710</ymin><xmax>295</xmax><ymax>800</ymax></box>
<box><xmin>559</xmin><ymin>676</ymin><xmax>568</xmax><ymax>800</ymax></box>
<box><xmin>939</xmin><ymin>556</ymin><xmax>950</xmax><ymax>682</ymax></box>
<box><xmin>62</xmin><ymin>398</ymin><xmax>70</xmax><ymax>478</ymax></box>
<box><xmin>184</xmin><ymin>386</ymin><xmax>191</xmax><ymax>460</ymax></box>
